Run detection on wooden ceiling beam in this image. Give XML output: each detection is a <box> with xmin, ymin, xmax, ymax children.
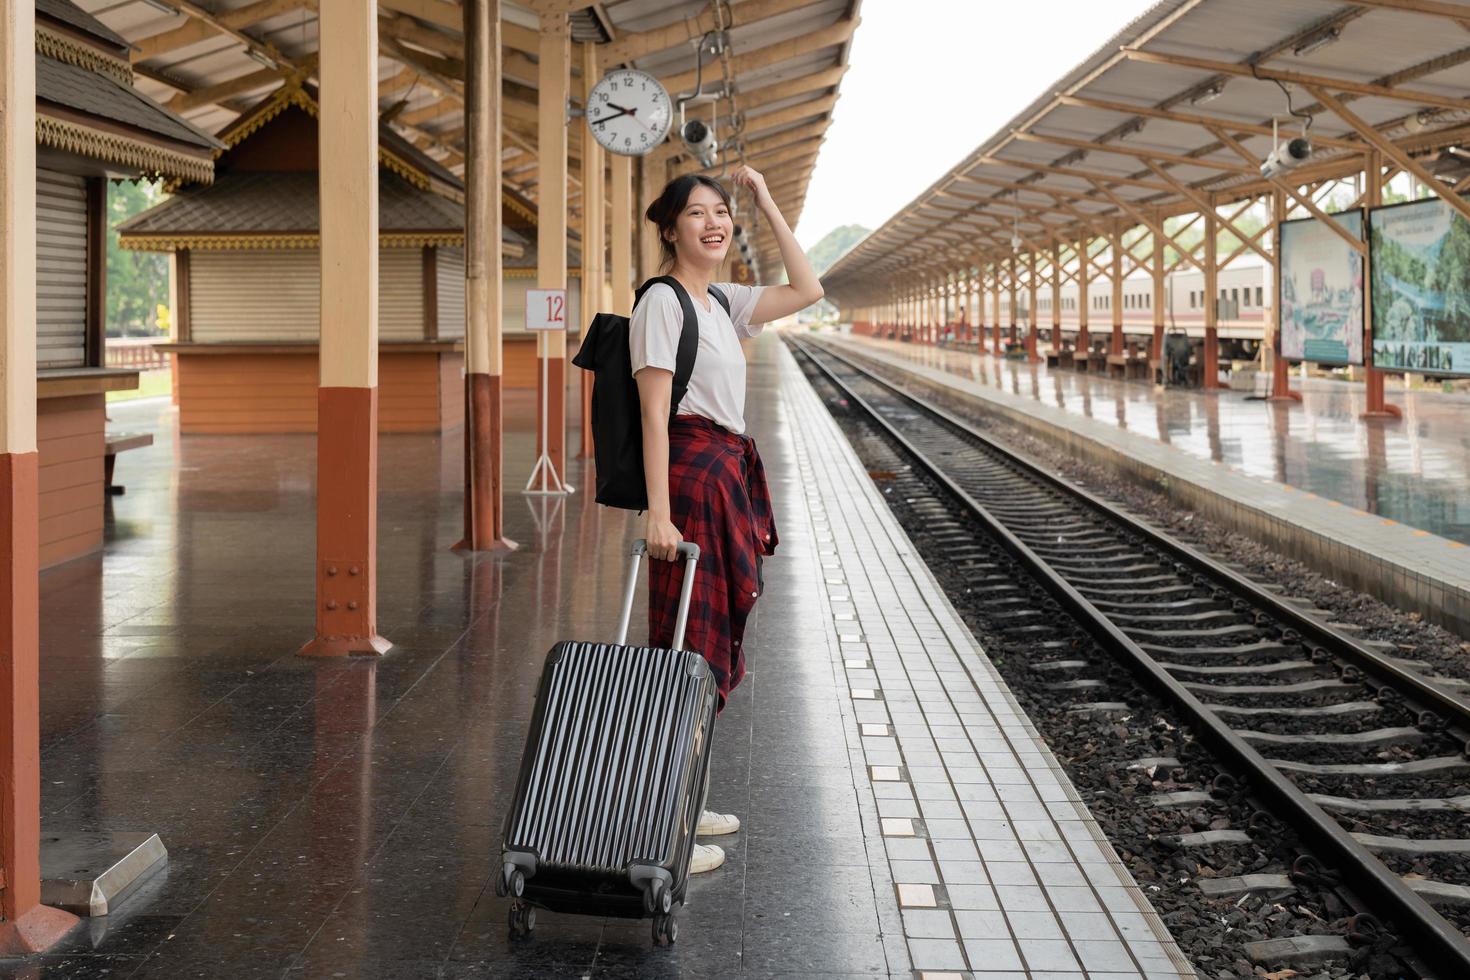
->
<box><xmin>740</xmin><ymin>92</ymin><xmax>839</xmax><ymax>138</ymax></box>
<box><xmin>602</xmin><ymin>0</ymin><xmax>826</xmax><ymax>66</ymax></box>
<box><xmin>131</xmin><ymin>0</ymin><xmax>312</xmax><ymax>63</ymax></box>
<box><xmin>1122</xmin><ymin>48</ymin><xmax>1470</xmax><ymax>111</ymax></box>
<box><xmin>657</xmin><ymin>16</ymin><xmax>858</xmax><ymax>97</ymax></box>
<box><xmin>1055</xmin><ymin>94</ymin><xmax>1360</xmax><ymax>151</ymax></box>
<box><xmin>1011</xmin><ymin>130</ymin><xmax>1256</xmax><ymax>175</ymax></box>
<box><xmin>135</xmin><ymin>0</ymin><xmax>298</xmax><ymax>70</ymax></box>
<box><xmin>167</xmin><ymin>54</ymin><xmax>316</xmax><ymax>112</ymax></box>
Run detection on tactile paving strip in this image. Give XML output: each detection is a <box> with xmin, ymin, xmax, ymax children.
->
<box><xmin>777</xmin><ymin>338</ymin><xmax>1197</xmax><ymax>980</ymax></box>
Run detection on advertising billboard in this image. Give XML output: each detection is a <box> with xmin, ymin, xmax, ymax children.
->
<box><xmin>1369</xmin><ymin>196</ymin><xmax>1470</xmax><ymax>377</ymax></box>
<box><xmin>1278</xmin><ymin>209</ymin><xmax>1364</xmax><ymax>364</ymax></box>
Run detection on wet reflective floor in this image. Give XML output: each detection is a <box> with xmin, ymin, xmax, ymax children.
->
<box><xmin>23</xmin><ymin>340</ymin><xmax>893</xmax><ymax>979</ymax></box>
<box><xmin>844</xmin><ymin>337</ymin><xmax>1470</xmax><ymax>546</ymax></box>
<box><xmin>23</xmin><ymin>334</ymin><xmax>1195</xmax><ymax>979</ymax></box>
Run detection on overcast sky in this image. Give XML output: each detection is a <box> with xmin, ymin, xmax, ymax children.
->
<box><xmin>793</xmin><ymin>0</ymin><xmax>1160</xmax><ymax>250</ymax></box>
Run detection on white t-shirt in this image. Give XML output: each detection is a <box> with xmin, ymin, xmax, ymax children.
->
<box><xmin>629</xmin><ymin>281</ymin><xmax>767</xmax><ymax>434</ymax></box>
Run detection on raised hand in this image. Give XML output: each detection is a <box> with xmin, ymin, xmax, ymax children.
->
<box><xmin>731</xmin><ymin>164</ymin><xmax>772</xmax><ymax>208</ymax></box>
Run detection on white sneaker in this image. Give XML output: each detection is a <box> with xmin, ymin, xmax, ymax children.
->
<box><xmin>697</xmin><ymin>809</ymin><xmax>741</xmax><ymax>836</ymax></box>
<box><xmin>689</xmin><ymin>843</ymin><xmax>725</xmax><ymax>874</ymax></box>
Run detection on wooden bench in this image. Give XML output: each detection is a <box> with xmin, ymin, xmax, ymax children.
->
<box><xmin>1107</xmin><ymin>352</ymin><xmax>1151</xmax><ymax>381</ymax></box>
<box><xmin>1075</xmin><ymin>350</ymin><xmax>1106</xmax><ymax>373</ymax></box>
<box><xmin>104</xmin><ymin>432</ymin><xmax>153</xmax><ymax>495</ymax></box>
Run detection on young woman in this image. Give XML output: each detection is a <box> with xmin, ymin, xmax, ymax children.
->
<box><xmin>628</xmin><ymin>165</ymin><xmax>823</xmax><ymax>875</ymax></box>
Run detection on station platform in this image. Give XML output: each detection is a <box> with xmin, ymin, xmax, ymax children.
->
<box><xmin>25</xmin><ymin>332</ymin><xmax>1193</xmax><ymax>979</ymax></box>
<box><xmin>824</xmin><ymin>334</ymin><xmax>1470</xmax><ymax>642</ymax></box>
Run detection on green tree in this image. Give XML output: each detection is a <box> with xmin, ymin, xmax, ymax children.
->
<box><xmin>1430</xmin><ymin>212</ymin><xmax>1470</xmax><ymax>336</ymax></box>
<box><xmin>802</xmin><ymin>223</ymin><xmax>870</xmax><ymax>323</ymax></box>
<box><xmin>106</xmin><ymin>181</ymin><xmax>170</xmax><ymax>337</ymax></box>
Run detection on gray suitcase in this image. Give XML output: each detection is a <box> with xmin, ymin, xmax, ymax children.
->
<box><xmin>497</xmin><ymin>540</ymin><xmax>716</xmax><ymax>947</ymax></box>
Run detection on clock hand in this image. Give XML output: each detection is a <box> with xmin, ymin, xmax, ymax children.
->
<box><xmin>589</xmin><ymin>107</ymin><xmax>632</xmax><ymax>125</ymax></box>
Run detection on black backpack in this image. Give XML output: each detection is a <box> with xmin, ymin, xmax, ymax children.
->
<box><xmin>572</xmin><ymin>276</ymin><xmax>731</xmax><ymax>510</ymax></box>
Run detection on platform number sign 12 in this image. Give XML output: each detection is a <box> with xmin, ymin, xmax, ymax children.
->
<box><xmin>585</xmin><ymin>69</ymin><xmax>673</xmax><ymax>157</ymax></box>
<box><xmin>526</xmin><ymin>289</ymin><xmax>567</xmax><ymax>331</ymax></box>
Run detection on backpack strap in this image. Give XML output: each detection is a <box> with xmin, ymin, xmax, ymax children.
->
<box><xmin>707</xmin><ymin>284</ymin><xmax>732</xmax><ymax>317</ymax></box>
<box><xmin>633</xmin><ymin>276</ymin><xmax>728</xmax><ymax>418</ymax></box>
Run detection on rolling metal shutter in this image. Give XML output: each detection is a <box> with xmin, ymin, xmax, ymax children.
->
<box><xmin>191</xmin><ymin>250</ymin><xmax>318</xmax><ymax>341</ymax></box>
<box><xmin>436</xmin><ymin>247</ymin><xmax>464</xmax><ymax>338</ymax></box>
<box><xmin>191</xmin><ymin>248</ymin><xmax>427</xmax><ymax>342</ymax></box>
<box><xmin>37</xmin><ymin>170</ymin><xmax>88</xmax><ymax>368</ymax></box>
<box><xmin>378</xmin><ymin>248</ymin><xmax>423</xmax><ymax>340</ymax></box>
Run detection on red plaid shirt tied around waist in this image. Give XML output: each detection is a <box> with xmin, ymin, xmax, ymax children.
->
<box><xmin>648</xmin><ymin>415</ymin><xmax>778</xmax><ymax>712</ymax></box>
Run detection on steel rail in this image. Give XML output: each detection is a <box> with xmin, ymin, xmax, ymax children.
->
<box><xmin>817</xmin><ymin>341</ymin><xmax>1470</xmax><ymax>737</ymax></box>
<box><xmin>791</xmin><ymin>336</ymin><xmax>1470</xmax><ymax>977</ymax></box>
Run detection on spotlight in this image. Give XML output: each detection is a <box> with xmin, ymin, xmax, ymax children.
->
<box><xmin>1293</xmin><ymin>27</ymin><xmax>1340</xmax><ymax>58</ymax></box>
<box><xmin>1190</xmin><ymin>84</ymin><xmax>1224</xmax><ymax>106</ymax></box>
<box><xmin>1260</xmin><ymin>137</ymin><xmax>1312</xmax><ymax>178</ymax></box>
<box><xmin>681</xmin><ymin>118</ymin><xmax>717</xmax><ymax>168</ymax></box>
<box><xmin>246</xmin><ymin>48</ymin><xmax>280</xmax><ymax>70</ymax></box>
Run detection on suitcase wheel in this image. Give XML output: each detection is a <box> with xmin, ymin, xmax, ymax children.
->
<box><xmin>642</xmin><ymin>880</ymin><xmax>673</xmax><ymax>916</ymax></box>
<box><xmin>496</xmin><ymin>866</ymin><xmax>525</xmax><ymax>900</ymax></box>
<box><xmin>652</xmin><ymin>912</ymin><xmax>677</xmax><ymax>947</ymax></box>
<box><xmin>508</xmin><ymin>902</ymin><xmax>535</xmax><ymax>939</ymax></box>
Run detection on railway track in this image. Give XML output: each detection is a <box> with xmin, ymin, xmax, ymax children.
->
<box><xmin>789</xmin><ymin>335</ymin><xmax>1470</xmax><ymax>977</ymax></box>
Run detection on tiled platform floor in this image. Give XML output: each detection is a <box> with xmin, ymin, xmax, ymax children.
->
<box><xmin>23</xmin><ymin>333</ymin><xmax>1192</xmax><ymax>979</ymax></box>
<box><xmin>827</xmin><ymin>334</ymin><xmax>1470</xmax><ymax>640</ymax></box>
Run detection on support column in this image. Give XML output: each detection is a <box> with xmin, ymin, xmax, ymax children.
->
<box><xmin>536</xmin><ymin>11</ymin><xmax>571</xmax><ymax>487</ymax></box>
<box><xmin>1110</xmin><ymin>234</ymin><xmax>1124</xmax><ymax>357</ymax></box>
<box><xmin>577</xmin><ymin>42</ymin><xmax>606</xmax><ymax>458</ymax></box>
<box><xmin>637</xmin><ymin>156</ymin><xmax>661</xmax><ymax>281</ymax></box>
<box><xmin>1203</xmin><ymin>207</ymin><xmax>1222</xmax><ymax>389</ymax></box>
<box><xmin>1051</xmin><ymin>241</ymin><xmax>1062</xmax><ymax>354</ymax></box>
<box><xmin>457</xmin><ymin>0</ymin><xmax>515</xmax><ymax>552</ymax></box>
<box><xmin>1268</xmin><ymin>189</ymin><xmax>1301</xmax><ymax>403</ymax></box>
<box><xmin>1026</xmin><ymin>250</ymin><xmax>1039</xmax><ymax>362</ymax></box>
<box><xmin>303</xmin><ymin>0</ymin><xmax>390</xmax><ymax>656</ymax></box>
<box><xmin>1076</xmin><ymin>237</ymin><xmax>1090</xmax><ymax>356</ymax></box>
<box><xmin>989</xmin><ymin>270</ymin><xmax>1002</xmax><ymax>356</ymax></box>
<box><xmin>1151</xmin><ymin>222</ymin><xmax>1165</xmax><ymax>364</ymax></box>
<box><xmin>1362</xmin><ymin>150</ymin><xmax>1401</xmax><ymax>419</ymax></box>
<box><xmin>1006</xmin><ymin>256</ymin><xmax>1018</xmax><ymax>345</ymax></box>
<box><xmin>610</xmin><ymin>154</ymin><xmax>633</xmax><ymax>313</ymax></box>
<box><xmin>0</xmin><ymin>0</ymin><xmax>77</xmax><ymax>948</ymax></box>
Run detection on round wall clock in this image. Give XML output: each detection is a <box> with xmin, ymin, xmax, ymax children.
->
<box><xmin>585</xmin><ymin>69</ymin><xmax>673</xmax><ymax>157</ymax></box>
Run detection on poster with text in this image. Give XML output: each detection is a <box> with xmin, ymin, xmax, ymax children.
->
<box><xmin>1278</xmin><ymin>209</ymin><xmax>1364</xmax><ymax>364</ymax></box>
<box><xmin>1369</xmin><ymin>197</ymin><xmax>1470</xmax><ymax>377</ymax></box>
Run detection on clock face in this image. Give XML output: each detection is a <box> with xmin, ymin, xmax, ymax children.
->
<box><xmin>586</xmin><ymin>70</ymin><xmax>673</xmax><ymax>157</ymax></box>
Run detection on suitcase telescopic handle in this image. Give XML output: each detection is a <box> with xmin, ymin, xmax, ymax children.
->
<box><xmin>615</xmin><ymin>539</ymin><xmax>701</xmax><ymax>650</ymax></box>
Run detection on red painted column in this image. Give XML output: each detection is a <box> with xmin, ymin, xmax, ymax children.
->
<box><xmin>535</xmin><ymin>12</ymin><xmax>573</xmax><ymax>490</ymax></box>
<box><xmin>303</xmin><ymin>0</ymin><xmax>389</xmax><ymax>656</ymax></box>
<box><xmin>990</xmin><ymin>281</ymin><xmax>1003</xmax><ymax>356</ymax></box>
<box><xmin>0</xmin><ymin>0</ymin><xmax>79</xmax><ymax>947</ymax></box>
<box><xmin>1360</xmin><ymin>152</ymin><xmax>1402</xmax><ymax>419</ymax></box>
<box><xmin>458</xmin><ymin>0</ymin><xmax>516</xmax><ymax>551</ymax></box>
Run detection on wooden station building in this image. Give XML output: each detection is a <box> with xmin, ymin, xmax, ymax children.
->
<box><xmin>117</xmin><ymin>81</ymin><xmax>582</xmax><ymax>434</ymax></box>
<box><xmin>35</xmin><ymin>0</ymin><xmax>219</xmax><ymax>567</ymax></box>
<box><xmin>0</xmin><ymin>0</ymin><xmax>857</xmax><ymax>951</ymax></box>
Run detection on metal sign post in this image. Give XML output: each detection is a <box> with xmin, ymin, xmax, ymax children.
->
<box><xmin>524</xmin><ymin>288</ymin><xmax>574</xmax><ymax>495</ymax></box>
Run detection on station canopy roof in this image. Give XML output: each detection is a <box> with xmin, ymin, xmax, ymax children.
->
<box><xmin>823</xmin><ymin>0</ymin><xmax>1470</xmax><ymax>307</ymax></box>
<box><xmin>75</xmin><ymin>0</ymin><xmax>863</xmax><ymax>272</ymax></box>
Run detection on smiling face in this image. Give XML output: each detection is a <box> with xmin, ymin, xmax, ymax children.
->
<box><xmin>665</xmin><ymin>184</ymin><xmax>733</xmax><ymax>272</ymax></box>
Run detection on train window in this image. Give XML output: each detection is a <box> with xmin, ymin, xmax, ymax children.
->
<box><xmin>1255</xmin><ymin>286</ymin><xmax>1263</xmax><ymax>306</ymax></box>
<box><xmin>1189</xmin><ymin>291</ymin><xmax>1196</xmax><ymax>309</ymax></box>
<box><xmin>1231</xmin><ymin>288</ymin><xmax>1239</xmax><ymax>307</ymax></box>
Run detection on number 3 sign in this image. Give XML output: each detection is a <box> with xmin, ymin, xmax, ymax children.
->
<box><xmin>526</xmin><ymin>289</ymin><xmax>567</xmax><ymax>331</ymax></box>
